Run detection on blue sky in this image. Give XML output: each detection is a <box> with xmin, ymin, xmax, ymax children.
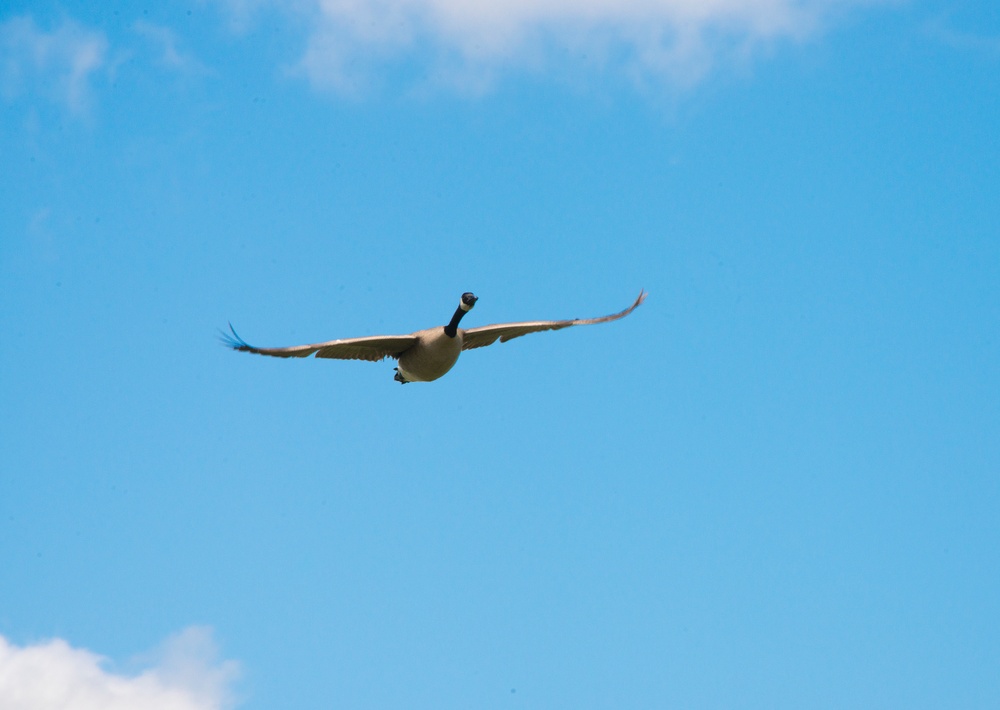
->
<box><xmin>1</xmin><ymin>0</ymin><xmax>998</xmax><ymax>708</ymax></box>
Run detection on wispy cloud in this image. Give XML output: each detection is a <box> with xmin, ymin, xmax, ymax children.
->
<box><xmin>922</xmin><ymin>16</ymin><xmax>1000</xmax><ymax>59</ymax></box>
<box><xmin>218</xmin><ymin>0</ymin><xmax>872</xmax><ymax>93</ymax></box>
<box><xmin>0</xmin><ymin>627</ymin><xmax>241</xmax><ymax>710</ymax></box>
<box><xmin>133</xmin><ymin>20</ymin><xmax>213</xmax><ymax>76</ymax></box>
<box><xmin>0</xmin><ymin>15</ymin><xmax>107</xmax><ymax>113</ymax></box>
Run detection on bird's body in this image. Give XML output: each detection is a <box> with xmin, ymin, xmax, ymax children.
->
<box><xmin>394</xmin><ymin>326</ymin><xmax>464</xmax><ymax>383</ymax></box>
<box><xmin>222</xmin><ymin>290</ymin><xmax>646</xmax><ymax>383</ymax></box>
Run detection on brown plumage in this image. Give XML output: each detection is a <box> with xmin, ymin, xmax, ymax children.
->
<box><xmin>222</xmin><ymin>290</ymin><xmax>646</xmax><ymax>383</ymax></box>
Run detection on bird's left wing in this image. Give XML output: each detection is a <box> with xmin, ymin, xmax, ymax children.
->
<box><xmin>221</xmin><ymin>325</ymin><xmax>418</xmax><ymax>362</ymax></box>
<box><xmin>461</xmin><ymin>290</ymin><xmax>646</xmax><ymax>351</ymax></box>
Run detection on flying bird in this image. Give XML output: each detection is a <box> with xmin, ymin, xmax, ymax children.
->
<box><xmin>221</xmin><ymin>290</ymin><xmax>646</xmax><ymax>383</ymax></box>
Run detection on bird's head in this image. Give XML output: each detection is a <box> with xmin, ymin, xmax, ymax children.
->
<box><xmin>460</xmin><ymin>292</ymin><xmax>478</xmax><ymax>311</ymax></box>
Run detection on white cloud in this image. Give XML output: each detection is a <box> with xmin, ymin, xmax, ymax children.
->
<box><xmin>133</xmin><ymin>20</ymin><xmax>213</xmax><ymax>76</ymax></box>
<box><xmin>0</xmin><ymin>627</ymin><xmax>241</xmax><ymax>710</ymax></box>
<box><xmin>922</xmin><ymin>16</ymin><xmax>1000</xmax><ymax>58</ymax></box>
<box><xmin>220</xmin><ymin>0</ymin><xmax>871</xmax><ymax>92</ymax></box>
<box><xmin>0</xmin><ymin>15</ymin><xmax>107</xmax><ymax>113</ymax></box>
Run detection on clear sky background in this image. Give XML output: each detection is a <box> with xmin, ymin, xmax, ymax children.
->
<box><xmin>1</xmin><ymin>0</ymin><xmax>998</xmax><ymax>708</ymax></box>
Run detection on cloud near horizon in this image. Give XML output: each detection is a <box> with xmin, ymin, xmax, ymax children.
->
<box><xmin>0</xmin><ymin>627</ymin><xmax>240</xmax><ymax>710</ymax></box>
<box><xmin>223</xmin><ymin>0</ymin><xmax>868</xmax><ymax>92</ymax></box>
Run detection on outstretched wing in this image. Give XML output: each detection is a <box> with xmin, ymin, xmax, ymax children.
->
<box><xmin>461</xmin><ymin>290</ymin><xmax>646</xmax><ymax>351</ymax></box>
<box><xmin>220</xmin><ymin>324</ymin><xmax>417</xmax><ymax>362</ymax></box>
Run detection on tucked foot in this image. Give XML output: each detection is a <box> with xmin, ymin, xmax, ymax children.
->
<box><xmin>393</xmin><ymin>367</ymin><xmax>409</xmax><ymax>384</ymax></box>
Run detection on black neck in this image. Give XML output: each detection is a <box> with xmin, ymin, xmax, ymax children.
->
<box><xmin>444</xmin><ymin>305</ymin><xmax>468</xmax><ymax>338</ymax></box>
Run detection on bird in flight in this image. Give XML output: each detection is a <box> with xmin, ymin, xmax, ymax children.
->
<box><xmin>222</xmin><ymin>290</ymin><xmax>646</xmax><ymax>383</ymax></box>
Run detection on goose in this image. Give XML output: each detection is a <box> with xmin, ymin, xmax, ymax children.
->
<box><xmin>221</xmin><ymin>290</ymin><xmax>646</xmax><ymax>383</ymax></box>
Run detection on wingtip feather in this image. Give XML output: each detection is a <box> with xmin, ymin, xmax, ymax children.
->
<box><xmin>218</xmin><ymin>322</ymin><xmax>251</xmax><ymax>351</ymax></box>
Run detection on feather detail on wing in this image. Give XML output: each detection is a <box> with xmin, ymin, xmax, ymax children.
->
<box><xmin>220</xmin><ymin>324</ymin><xmax>417</xmax><ymax>362</ymax></box>
<box><xmin>461</xmin><ymin>289</ymin><xmax>646</xmax><ymax>351</ymax></box>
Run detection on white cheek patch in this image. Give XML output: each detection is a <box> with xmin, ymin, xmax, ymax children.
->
<box><xmin>459</xmin><ymin>302</ymin><xmax>474</xmax><ymax>312</ymax></box>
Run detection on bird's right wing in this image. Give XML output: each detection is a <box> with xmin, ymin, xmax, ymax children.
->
<box><xmin>221</xmin><ymin>325</ymin><xmax>417</xmax><ymax>362</ymax></box>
